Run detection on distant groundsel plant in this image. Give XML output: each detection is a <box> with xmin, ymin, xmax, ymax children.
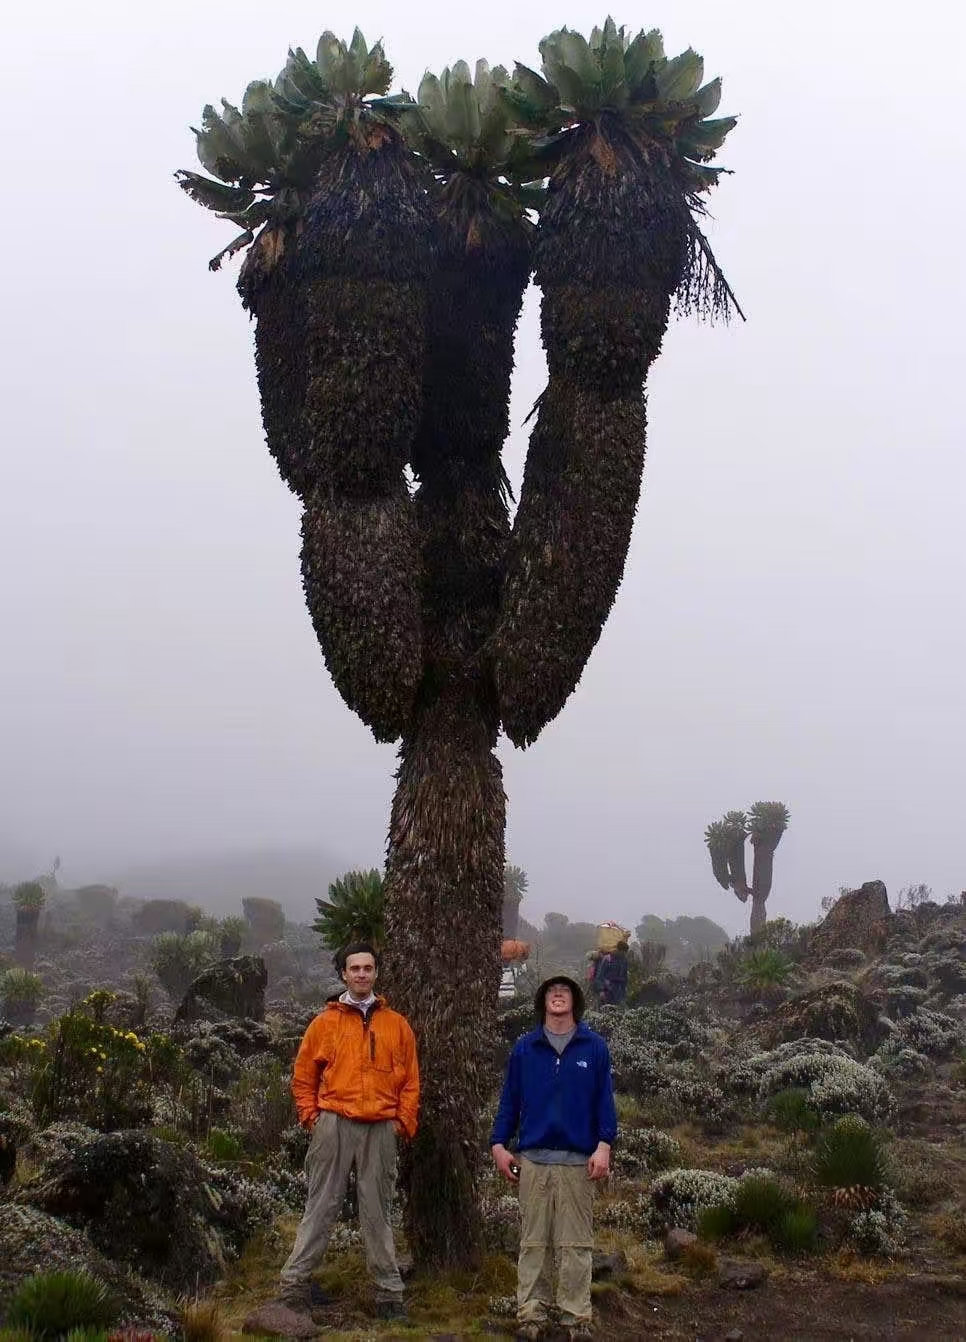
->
<box><xmin>705</xmin><ymin>803</ymin><xmax>790</xmax><ymax>935</ymax></box>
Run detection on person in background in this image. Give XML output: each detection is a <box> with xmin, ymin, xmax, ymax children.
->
<box><xmin>595</xmin><ymin>939</ymin><xmax>629</xmax><ymax>1006</ymax></box>
<box><xmin>277</xmin><ymin>942</ymin><xmax>419</xmax><ymax>1322</ymax></box>
<box><xmin>490</xmin><ymin>974</ymin><xmax>617</xmax><ymax>1341</ymax></box>
<box><xmin>584</xmin><ymin>948</ymin><xmax>603</xmax><ymax>1005</ymax></box>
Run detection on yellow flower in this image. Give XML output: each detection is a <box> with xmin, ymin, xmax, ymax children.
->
<box><xmin>96</xmin><ymin>1066</ymin><xmax>103</xmax><ymax>1074</ymax></box>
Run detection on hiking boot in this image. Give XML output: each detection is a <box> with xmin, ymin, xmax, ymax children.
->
<box><xmin>276</xmin><ymin>1283</ymin><xmax>312</xmax><ymax>1314</ymax></box>
<box><xmin>564</xmin><ymin>1326</ymin><xmax>594</xmax><ymax>1341</ymax></box>
<box><xmin>309</xmin><ymin>1283</ymin><xmax>333</xmax><ymax>1307</ymax></box>
<box><xmin>374</xmin><ymin>1297</ymin><xmax>409</xmax><ymax>1322</ymax></box>
<box><xmin>515</xmin><ymin>1324</ymin><xmax>545</xmax><ymax>1341</ymax></box>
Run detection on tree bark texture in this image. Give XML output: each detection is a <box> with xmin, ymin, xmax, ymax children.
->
<box><xmin>14</xmin><ymin>908</ymin><xmax>39</xmax><ymax>968</ymax></box>
<box><xmin>383</xmin><ymin>682</ymin><xmax>505</xmax><ymax>1269</ymax></box>
<box><xmin>750</xmin><ymin>839</ymin><xmax>777</xmax><ymax>936</ymax></box>
<box><xmin>495</xmin><ymin>127</ymin><xmax>688</xmax><ymax>745</ymax></box>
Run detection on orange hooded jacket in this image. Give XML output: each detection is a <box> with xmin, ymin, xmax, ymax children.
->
<box><xmin>291</xmin><ymin>995</ymin><xmax>420</xmax><ymax>1139</ymax></box>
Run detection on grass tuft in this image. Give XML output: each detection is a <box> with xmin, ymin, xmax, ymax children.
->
<box><xmin>178</xmin><ymin>1298</ymin><xmax>227</xmax><ymax>1342</ymax></box>
<box><xmin>6</xmin><ymin>1272</ymin><xmax>118</xmax><ymax>1338</ymax></box>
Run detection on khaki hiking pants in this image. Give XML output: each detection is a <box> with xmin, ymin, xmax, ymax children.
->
<box><xmin>517</xmin><ymin>1156</ymin><xmax>594</xmax><ymax>1326</ymax></box>
<box><xmin>280</xmin><ymin>1110</ymin><xmax>403</xmax><ymax>1301</ymax></box>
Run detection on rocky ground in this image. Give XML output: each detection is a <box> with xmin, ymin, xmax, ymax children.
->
<box><xmin>0</xmin><ymin>882</ymin><xmax>964</xmax><ymax>1339</ymax></box>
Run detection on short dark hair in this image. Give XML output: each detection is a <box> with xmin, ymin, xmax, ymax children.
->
<box><xmin>334</xmin><ymin>942</ymin><xmax>379</xmax><ymax>974</ymax></box>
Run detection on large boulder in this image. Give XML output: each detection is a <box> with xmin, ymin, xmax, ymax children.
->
<box><xmin>809</xmin><ymin>882</ymin><xmax>891</xmax><ymax>962</ymax></box>
<box><xmin>17</xmin><ymin>1131</ymin><xmax>250</xmax><ymax>1291</ymax></box>
<box><xmin>0</xmin><ymin>1203</ymin><xmax>167</xmax><ymax>1321</ymax></box>
<box><xmin>758</xmin><ymin>981</ymin><xmax>888</xmax><ymax>1055</ymax></box>
<box><xmin>175</xmin><ymin>955</ymin><xmax>267</xmax><ymax>1023</ymax></box>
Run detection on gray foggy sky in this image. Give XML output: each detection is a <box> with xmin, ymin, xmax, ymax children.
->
<box><xmin>2</xmin><ymin>1</ymin><xmax>964</xmax><ymax>936</ymax></box>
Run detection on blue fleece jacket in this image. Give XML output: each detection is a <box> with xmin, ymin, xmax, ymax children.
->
<box><xmin>490</xmin><ymin>1020</ymin><xmax>618</xmax><ymax>1155</ymax></box>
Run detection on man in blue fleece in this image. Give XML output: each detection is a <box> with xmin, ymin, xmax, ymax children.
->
<box><xmin>491</xmin><ymin>975</ymin><xmax>617</xmax><ymax>1341</ymax></box>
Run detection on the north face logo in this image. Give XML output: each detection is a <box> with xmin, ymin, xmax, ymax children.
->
<box><xmin>576</xmin><ymin>1059</ymin><xmax>588</xmax><ymax>1069</ymax></box>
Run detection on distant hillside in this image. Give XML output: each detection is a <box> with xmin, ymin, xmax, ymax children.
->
<box><xmin>107</xmin><ymin>845</ymin><xmax>357</xmax><ymax>923</ymax></box>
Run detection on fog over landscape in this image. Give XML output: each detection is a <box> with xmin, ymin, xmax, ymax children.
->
<box><xmin>2</xmin><ymin>0</ymin><xmax>964</xmax><ymax>936</ymax></box>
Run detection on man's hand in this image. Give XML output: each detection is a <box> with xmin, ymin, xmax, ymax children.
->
<box><xmin>587</xmin><ymin>1142</ymin><xmax>610</xmax><ymax>1180</ymax></box>
<box><xmin>492</xmin><ymin>1144</ymin><xmax>519</xmax><ymax>1183</ymax></box>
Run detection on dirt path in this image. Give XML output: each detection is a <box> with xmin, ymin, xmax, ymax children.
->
<box><xmin>591</xmin><ymin>1271</ymin><xmax>966</xmax><ymax>1340</ymax></box>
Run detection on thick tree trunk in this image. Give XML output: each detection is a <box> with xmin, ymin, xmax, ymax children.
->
<box><xmin>750</xmin><ymin>839</ymin><xmax>777</xmax><ymax>937</ymax></box>
<box><xmin>383</xmin><ymin>681</ymin><xmax>505</xmax><ymax>1270</ymax></box>
<box><xmin>749</xmin><ymin>890</ymin><xmax>768</xmax><ymax>937</ymax></box>
<box><xmin>501</xmin><ymin>894</ymin><xmax>521</xmax><ymax>940</ymax></box>
<box><xmin>14</xmin><ymin>908</ymin><xmax>39</xmax><ymax>968</ymax></box>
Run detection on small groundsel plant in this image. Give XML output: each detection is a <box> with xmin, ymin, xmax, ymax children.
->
<box><xmin>6</xmin><ymin>1270</ymin><xmax>118</xmax><ymax>1337</ymax></box>
<box><xmin>736</xmin><ymin>947</ymin><xmax>794</xmax><ymax>994</ymax></box>
<box><xmin>206</xmin><ymin>1127</ymin><xmax>245</xmax><ymax>1162</ymax></box>
<box><xmin>767</xmin><ymin>1086</ymin><xmax>821</xmax><ymax>1134</ymax></box>
<box><xmin>149</xmin><ymin>931</ymin><xmax>219</xmax><ymax>999</ymax></box>
<box><xmin>12</xmin><ymin>881</ymin><xmax>46</xmax><ymax>911</ymax></box>
<box><xmin>1</xmin><ymin>967</ymin><xmax>44</xmax><ymax>1022</ymax></box>
<box><xmin>812</xmin><ymin>1114</ymin><xmax>889</xmax><ymax>1209</ymax></box>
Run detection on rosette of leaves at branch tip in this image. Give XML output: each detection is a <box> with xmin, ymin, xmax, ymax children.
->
<box><xmin>747</xmin><ymin>802</ymin><xmax>791</xmax><ymax>901</ymax></box>
<box><xmin>290</xmin><ymin>32</ymin><xmax>436</xmax><ymax>494</ymax></box>
<box><xmin>177</xmin><ymin>29</ymin><xmax>432</xmax><ymax>738</ymax></box>
<box><xmin>400</xmin><ymin>60</ymin><xmax>539</xmax><ymax>487</ymax></box>
<box><xmin>176</xmin><ymin>75</ymin><xmax>314</xmax><ymax>495</ymax></box>
<box><xmin>722</xmin><ymin>809</ymin><xmax>750</xmax><ymax>896</ymax></box>
<box><xmin>494</xmin><ymin>19</ymin><xmax>740</xmax><ymax>746</ymax></box>
<box><xmin>300</xmin><ymin>481</ymin><xmax>423</xmax><ymax>742</ymax></box>
<box><xmin>705</xmin><ymin>821</ymin><xmax>733</xmax><ymax>891</ymax></box>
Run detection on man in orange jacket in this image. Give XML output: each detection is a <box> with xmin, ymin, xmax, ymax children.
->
<box><xmin>278</xmin><ymin>942</ymin><xmax>419</xmax><ymax>1321</ymax></box>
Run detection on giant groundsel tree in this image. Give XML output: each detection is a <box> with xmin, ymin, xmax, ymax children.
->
<box><xmin>178</xmin><ymin>18</ymin><xmax>738</xmax><ymax>1269</ymax></box>
<box><xmin>705</xmin><ymin>802</ymin><xmax>790</xmax><ymax>934</ymax></box>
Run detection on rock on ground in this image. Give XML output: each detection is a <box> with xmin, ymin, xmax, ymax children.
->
<box><xmin>0</xmin><ymin>1202</ymin><xmax>169</xmax><ymax>1323</ymax></box>
<box><xmin>17</xmin><ymin>1130</ymin><xmax>250</xmax><ymax>1291</ymax></box>
<box><xmin>242</xmin><ymin>1302</ymin><xmax>320</xmax><ymax>1338</ymax></box>
<box><xmin>175</xmin><ymin>954</ymin><xmax>268</xmax><ymax>1023</ymax></box>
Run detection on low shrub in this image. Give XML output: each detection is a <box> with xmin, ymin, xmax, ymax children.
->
<box><xmin>754</xmin><ymin>1042</ymin><xmax>895</xmax><ymax>1125</ymax></box>
<box><xmin>772</xmin><ymin>1205</ymin><xmax>820</xmax><ymax>1254</ymax></box>
<box><xmin>613</xmin><ymin>1126</ymin><xmax>682</xmax><ymax>1178</ymax></box>
<box><xmin>767</xmin><ymin>1087</ymin><xmax>821</xmax><ymax>1133</ymax></box>
<box><xmin>898</xmin><ymin>1009</ymin><xmax>963</xmax><ymax>1059</ymax></box>
<box><xmin>6</xmin><ymin>1270</ymin><xmax>118</xmax><ymax>1337</ymax></box>
<box><xmin>647</xmin><ymin>1168</ymin><xmax>738</xmax><ymax>1234</ymax></box>
<box><xmin>29</xmin><ymin>1011</ymin><xmax>166</xmax><ymax>1130</ymax></box>
<box><xmin>698</xmin><ymin>1174</ymin><xmax>819</xmax><ymax>1255</ymax></box>
<box><xmin>206</xmin><ymin>1128</ymin><xmax>245</xmax><ymax>1162</ymax></box>
<box><xmin>848</xmin><ymin>1189</ymin><xmax>907</xmax><ymax>1256</ymax></box>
